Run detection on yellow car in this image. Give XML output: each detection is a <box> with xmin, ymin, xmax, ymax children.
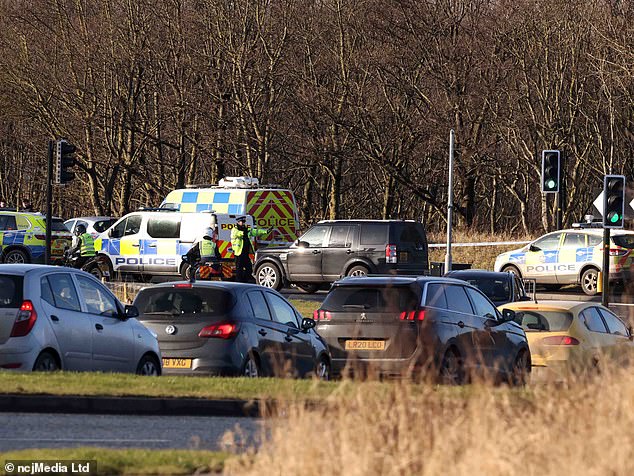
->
<box><xmin>500</xmin><ymin>300</ymin><xmax>634</xmax><ymax>378</ymax></box>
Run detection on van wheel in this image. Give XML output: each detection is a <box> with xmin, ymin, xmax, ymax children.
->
<box><xmin>4</xmin><ymin>249</ymin><xmax>29</xmax><ymax>264</ymax></box>
<box><xmin>581</xmin><ymin>268</ymin><xmax>599</xmax><ymax>296</ymax></box>
<box><xmin>346</xmin><ymin>265</ymin><xmax>369</xmax><ymax>277</ymax></box>
<box><xmin>255</xmin><ymin>262</ymin><xmax>283</xmax><ymax>290</ymax></box>
<box><xmin>501</xmin><ymin>265</ymin><xmax>521</xmax><ymax>278</ymax></box>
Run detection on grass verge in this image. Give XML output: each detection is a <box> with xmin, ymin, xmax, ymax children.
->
<box><xmin>0</xmin><ymin>448</ymin><xmax>229</xmax><ymax>475</ymax></box>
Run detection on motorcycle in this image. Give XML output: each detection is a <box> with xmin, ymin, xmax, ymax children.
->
<box><xmin>59</xmin><ymin>250</ymin><xmax>111</xmax><ymax>281</ymax></box>
<box><xmin>180</xmin><ymin>254</ymin><xmax>226</xmax><ymax>283</ymax></box>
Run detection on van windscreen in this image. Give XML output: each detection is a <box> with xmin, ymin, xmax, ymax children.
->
<box><xmin>0</xmin><ymin>275</ymin><xmax>23</xmax><ymax>308</ymax></box>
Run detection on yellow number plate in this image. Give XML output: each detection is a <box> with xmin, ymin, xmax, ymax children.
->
<box><xmin>162</xmin><ymin>358</ymin><xmax>192</xmax><ymax>369</ymax></box>
<box><xmin>345</xmin><ymin>340</ymin><xmax>385</xmax><ymax>351</ymax></box>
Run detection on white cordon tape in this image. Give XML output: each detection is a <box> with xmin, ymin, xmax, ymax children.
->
<box><xmin>428</xmin><ymin>241</ymin><xmax>531</xmax><ymax>248</ymax></box>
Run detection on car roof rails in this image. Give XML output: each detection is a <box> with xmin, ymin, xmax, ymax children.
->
<box><xmin>136</xmin><ymin>206</ymin><xmax>179</xmax><ymax>212</ymax></box>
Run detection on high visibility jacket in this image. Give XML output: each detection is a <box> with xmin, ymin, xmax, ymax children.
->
<box><xmin>231</xmin><ymin>226</ymin><xmax>268</xmax><ymax>257</ymax></box>
<box><xmin>200</xmin><ymin>239</ymin><xmax>216</xmax><ymax>259</ymax></box>
<box><xmin>80</xmin><ymin>233</ymin><xmax>96</xmax><ymax>257</ymax></box>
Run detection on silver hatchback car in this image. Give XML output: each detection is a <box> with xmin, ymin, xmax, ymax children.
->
<box><xmin>0</xmin><ymin>264</ymin><xmax>161</xmax><ymax>374</ymax></box>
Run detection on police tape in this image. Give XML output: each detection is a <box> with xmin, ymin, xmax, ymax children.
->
<box><xmin>428</xmin><ymin>241</ymin><xmax>531</xmax><ymax>248</ymax></box>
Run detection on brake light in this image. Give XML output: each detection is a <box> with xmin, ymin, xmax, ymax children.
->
<box><xmin>10</xmin><ymin>300</ymin><xmax>37</xmax><ymax>337</ymax></box>
<box><xmin>399</xmin><ymin>310</ymin><xmax>426</xmax><ymax>321</ymax></box>
<box><xmin>198</xmin><ymin>323</ymin><xmax>238</xmax><ymax>339</ymax></box>
<box><xmin>386</xmin><ymin>244</ymin><xmax>397</xmax><ymax>264</ymax></box>
<box><xmin>541</xmin><ymin>335</ymin><xmax>579</xmax><ymax>346</ymax></box>
<box><xmin>313</xmin><ymin>310</ymin><xmax>332</xmax><ymax>321</ymax></box>
<box><xmin>609</xmin><ymin>248</ymin><xmax>627</xmax><ymax>256</ymax></box>
<box><xmin>174</xmin><ymin>283</ymin><xmax>192</xmax><ymax>288</ymax></box>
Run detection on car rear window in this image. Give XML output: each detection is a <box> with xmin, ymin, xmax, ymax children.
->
<box><xmin>134</xmin><ymin>287</ymin><xmax>234</xmax><ymax>317</ymax></box>
<box><xmin>514</xmin><ymin>310</ymin><xmax>573</xmax><ymax>332</ymax></box>
<box><xmin>0</xmin><ymin>275</ymin><xmax>23</xmax><ymax>308</ymax></box>
<box><xmin>612</xmin><ymin>235</ymin><xmax>634</xmax><ymax>249</ymax></box>
<box><xmin>321</xmin><ymin>285</ymin><xmax>420</xmax><ymax>312</ymax></box>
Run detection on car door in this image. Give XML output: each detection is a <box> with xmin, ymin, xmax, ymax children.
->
<box><xmin>596</xmin><ymin>307</ymin><xmax>633</xmax><ymax>365</ymax></box>
<box><xmin>265</xmin><ymin>291</ymin><xmax>314</xmax><ymax>376</ymax></box>
<box><xmin>523</xmin><ymin>232</ymin><xmax>563</xmax><ymax>283</ymax></box>
<box><xmin>103</xmin><ymin>215</ymin><xmax>144</xmax><ymax>273</ymax></box>
<box><xmin>143</xmin><ymin>215</ymin><xmax>182</xmax><ymax>274</ymax></box>
<box><xmin>578</xmin><ymin>306</ymin><xmax>612</xmax><ymax>366</ymax></box>
<box><xmin>442</xmin><ymin>284</ymin><xmax>481</xmax><ymax>372</ymax></box>
<box><xmin>321</xmin><ymin>224</ymin><xmax>355</xmax><ymax>280</ymax></box>
<box><xmin>557</xmin><ymin>232</ymin><xmax>587</xmax><ymax>285</ymax></box>
<box><xmin>287</xmin><ymin>225</ymin><xmax>330</xmax><ymax>282</ymax></box>
<box><xmin>39</xmin><ymin>273</ymin><xmax>93</xmax><ymax>371</ymax></box>
<box><xmin>74</xmin><ymin>274</ymin><xmax>136</xmax><ymax>372</ymax></box>
<box><xmin>246</xmin><ymin>289</ymin><xmax>287</xmax><ymax>375</ymax></box>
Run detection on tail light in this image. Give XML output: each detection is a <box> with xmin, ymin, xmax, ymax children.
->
<box><xmin>313</xmin><ymin>310</ymin><xmax>332</xmax><ymax>321</ymax></box>
<box><xmin>198</xmin><ymin>323</ymin><xmax>238</xmax><ymax>339</ymax></box>
<box><xmin>386</xmin><ymin>244</ymin><xmax>398</xmax><ymax>264</ymax></box>
<box><xmin>541</xmin><ymin>335</ymin><xmax>579</xmax><ymax>346</ymax></box>
<box><xmin>399</xmin><ymin>309</ymin><xmax>426</xmax><ymax>321</ymax></box>
<box><xmin>10</xmin><ymin>300</ymin><xmax>37</xmax><ymax>337</ymax></box>
<box><xmin>609</xmin><ymin>248</ymin><xmax>628</xmax><ymax>256</ymax></box>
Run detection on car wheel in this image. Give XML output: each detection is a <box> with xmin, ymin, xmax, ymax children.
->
<box><xmin>243</xmin><ymin>354</ymin><xmax>261</xmax><ymax>378</ymax></box>
<box><xmin>4</xmin><ymin>249</ymin><xmax>29</xmax><ymax>264</ymax></box>
<box><xmin>501</xmin><ymin>265</ymin><xmax>521</xmax><ymax>279</ymax></box>
<box><xmin>511</xmin><ymin>350</ymin><xmax>530</xmax><ymax>386</ymax></box>
<box><xmin>136</xmin><ymin>354</ymin><xmax>161</xmax><ymax>376</ymax></box>
<box><xmin>315</xmin><ymin>356</ymin><xmax>331</xmax><ymax>381</ymax></box>
<box><xmin>346</xmin><ymin>265</ymin><xmax>369</xmax><ymax>277</ymax></box>
<box><xmin>180</xmin><ymin>263</ymin><xmax>191</xmax><ymax>281</ymax></box>
<box><xmin>439</xmin><ymin>348</ymin><xmax>463</xmax><ymax>385</ymax></box>
<box><xmin>255</xmin><ymin>262</ymin><xmax>283</xmax><ymax>290</ymax></box>
<box><xmin>86</xmin><ymin>264</ymin><xmax>104</xmax><ymax>280</ymax></box>
<box><xmin>581</xmin><ymin>268</ymin><xmax>599</xmax><ymax>296</ymax></box>
<box><xmin>296</xmin><ymin>283</ymin><xmax>319</xmax><ymax>294</ymax></box>
<box><xmin>33</xmin><ymin>351</ymin><xmax>60</xmax><ymax>372</ymax></box>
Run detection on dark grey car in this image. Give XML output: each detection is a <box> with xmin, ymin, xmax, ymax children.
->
<box><xmin>315</xmin><ymin>276</ymin><xmax>530</xmax><ymax>384</ymax></box>
<box><xmin>133</xmin><ymin>281</ymin><xmax>331</xmax><ymax>378</ymax></box>
<box><xmin>445</xmin><ymin>270</ymin><xmax>531</xmax><ymax>306</ymax></box>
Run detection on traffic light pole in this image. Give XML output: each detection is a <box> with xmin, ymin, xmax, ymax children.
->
<box><xmin>45</xmin><ymin>140</ymin><xmax>54</xmax><ymax>265</ymax></box>
<box><xmin>601</xmin><ymin>227</ymin><xmax>610</xmax><ymax>307</ymax></box>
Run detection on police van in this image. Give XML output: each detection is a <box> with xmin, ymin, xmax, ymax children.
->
<box><xmin>494</xmin><ymin>227</ymin><xmax>634</xmax><ymax>296</ymax></box>
<box><xmin>160</xmin><ymin>176</ymin><xmax>299</xmax><ymax>247</ymax></box>
<box><xmin>95</xmin><ymin>210</ymin><xmax>254</xmax><ymax>279</ymax></box>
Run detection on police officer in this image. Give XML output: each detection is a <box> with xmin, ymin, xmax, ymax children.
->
<box><xmin>231</xmin><ymin>216</ymin><xmax>270</xmax><ymax>283</ymax></box>
<box><xmin>68</xmin><ymin>224</ymin><xmax>96</xmax><ymax>269</ymax></box>
<box><xmin>186</xmin><ymin>227</ymin><xmax>218</xmax><ymax>264</ymax></box>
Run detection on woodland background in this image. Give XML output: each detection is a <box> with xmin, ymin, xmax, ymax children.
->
<box><xmin>0</xmin><ymin>0</ymin><xmax>633</xmax><ymax>234</ymax></box>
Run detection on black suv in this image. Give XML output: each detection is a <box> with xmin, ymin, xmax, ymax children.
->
<box><xmin>254</xmin><ymin>220</ymin><xmax>429</xmax><ymax>292</ymax></box>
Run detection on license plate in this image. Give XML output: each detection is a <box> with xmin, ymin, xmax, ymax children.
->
<box><xmin>399</xmin><ymin>251</ymin><xmax>408</xmax><ymax>262</ymax></box>
<box><xmin>162</xmin><ymin>358</ymin><xmax>192</xmax><ymax>369</ymax></box>
<box><xmin>345</xmin><ymin>340</ymin><xmax>385</xmax><ymax>351</ymax></box>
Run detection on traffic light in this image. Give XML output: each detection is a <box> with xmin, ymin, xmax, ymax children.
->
<box><xmin>541</xmin><ymin>150</ymin><xmax>560</xmax><ymax>193</ymax></box>
<box><xmin>603</xmin><ymin>175</ymin><xmax>626</xmax><ymax>228</ymax></box>
<box><xmin>55</xmin><ymin>139</ymin><xmax>77</xmax><ymax>184</ymax></box>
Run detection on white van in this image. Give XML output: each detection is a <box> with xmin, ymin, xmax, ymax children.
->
<box><xmin>95</xmin><ymin>210</ymin><xmax>254</xmax><ymax>279</ymax></box>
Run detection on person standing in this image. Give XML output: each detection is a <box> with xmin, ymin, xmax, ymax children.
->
<box><xmin>231</xmin><ymin>216</ymin><xmax>270</xmax><ymax>283</ymax></box>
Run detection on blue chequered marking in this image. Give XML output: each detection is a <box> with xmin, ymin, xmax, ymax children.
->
<box><xmin>103</xmin><ymin>239</ymin><xmax>121</xmax><ymax>255</ymax></box>
<box><xmin>509</xmin><ymin>253</ymin><xmax>525</xmax><ymax>264</ymax></box>
<box><xmin>141</xmin><ymin>239</ymin><xmax>158</xmax><ymax>255</ymax></box>
<box><xmin>543</xmin><ymin>251</ymin><xmax>559</xmax><ymax>263</ymax></box>
<box><xmin>181</xmin><ymin>192</ymin><xmax>199</xmax><ymax>203</ymax></box>
<box><xmin>228</xmin><ymin>204</ymin><xmax>243</xmax><ymax>214</ymax></box>
<box><xmin>196</xmin><ymin>204</ymin><xmax>214</xmax><ymax>212</ymax></box>
<box><xmin>2</xmin><ymin>232</ymin><xmax>25</xmax><ymax>246</ymax></box>
<box><xmin>213</xmin><ymin>192</ymin><xmax>230</xmax><ymax>204</ymax></box>
<box><xmin>29</xmin><ymin>245</ymin><xmax>45</xmax><ymax>259</ymax></box>
<box><xmin>575</xmin><ymin>247</ymin><xmax>593</xmax><ymax>262</ymax></box>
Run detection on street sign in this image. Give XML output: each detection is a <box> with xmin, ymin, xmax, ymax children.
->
<box><xmin>593</xmin><ymin>191</ymin><xmax>604</xmax><ymax>216</ymax></box>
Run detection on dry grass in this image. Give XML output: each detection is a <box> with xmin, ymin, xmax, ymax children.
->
<box><xmin>225</xmin><ymin>367</ymin><xmax>634</xmax><ymax>476</ymax></box>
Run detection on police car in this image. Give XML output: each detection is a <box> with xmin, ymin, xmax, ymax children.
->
<box><xmin>0</xmin><ymin>211</ymin><xmax>72</xmax><ymax>264</ymax></box>
<box><xmin>494</xmin><ymin>227</ymin><xmax>634</xmax><ymax>295</ymax></box>
<box><xmin>95</xmin><ymin>209</ymin><xmax>254</xmax><ymax>279</ymax></box>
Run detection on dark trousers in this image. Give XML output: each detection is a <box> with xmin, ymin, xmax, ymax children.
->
<box><xmin>73</xmin><ymin>256</ymin><xmax>92</xmax><ymax>269</ymax></box>
<box><xmin>235</xmin><ymin>253</ymin><xmax>254</xmax><ymax>283</ymax></box>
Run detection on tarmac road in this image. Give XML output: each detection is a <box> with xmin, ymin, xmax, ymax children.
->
<box><xmin>0</xmin><ymin>413</ymin><xmax>262</xmax><ymax>451</ymax></box>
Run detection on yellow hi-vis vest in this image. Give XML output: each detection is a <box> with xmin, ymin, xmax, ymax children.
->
<box><xmin>200</xmin><ymin>239</ymin><xmax>216</xmax><ymax>259</ymax></box>
<box><xmin>80</xmin><ymin>233</ymin><xmax>96</xmax><ymax>257</ymax></box>
<box><xmin>231</xmin><ymin>227</ymin><xmax>268</xmax><ymax>257</ymax></box>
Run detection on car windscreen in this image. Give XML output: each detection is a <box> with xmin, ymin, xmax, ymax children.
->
<box><xmin>134</xmin><ymin>287</ymin><xmax>234</xmax><ymax>318</ymax></box>
<box><xmin>321</xmin><ymin>285</ymin><xmax>420</xmax><ymax>312</ymax></box>
<box><xmin>514</xmin><ymin>310</ymin><xmax>573</xmax><ymax>332</ymax></box>
<box><xmin>0</xmin><ymin>275</ymin><xmax>23</xmax><ymax>308</ymax></box>
<box><xmin>612</xmin><ymin>235</ymin><xmax>634</xmax><ymax>249</ymax></box>
<box><xmin>93</xmin><ymin>219</ymin><xmax>117</xmax><ymax>233</ymax></box>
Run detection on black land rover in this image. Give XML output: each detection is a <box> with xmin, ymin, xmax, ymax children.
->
<box><xmin>253</xmin><ymin>220</ymin><xmax>429</xmax><ymax>292</ymax></box>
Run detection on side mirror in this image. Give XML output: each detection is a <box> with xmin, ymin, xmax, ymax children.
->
<box><xmin>529</xmin><ymin>244</ymin><xmax>540</xmax><ymax>252</ymax></box>
<box><xmin>501</xmin><ymin>308</ymin><xmax>516</xmax><ymax>322</ymax></box>
<box><xmin>519</xmin><ymin>295</ymin><xmax>532</xmax><ymax>302</ymax></box>
<box><xmin>124</xmin><ymin>305</ymin><xmax>139</xmax><ymax>319</ymax></box>
<box><xmin>297</xmin><ymin>240</ymin><xmax>309</xmax><ymax>248</ymax></box>
<box><xmin>301</xmin><ymin>317</ymin><xmax>316</xmax><ymax>331</ymax></box>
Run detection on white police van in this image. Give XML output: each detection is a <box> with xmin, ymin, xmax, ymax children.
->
<box><xmin>95</xmin><ymin>210</ymin><xmax>253</xmax><ymax>279</ymax></box>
